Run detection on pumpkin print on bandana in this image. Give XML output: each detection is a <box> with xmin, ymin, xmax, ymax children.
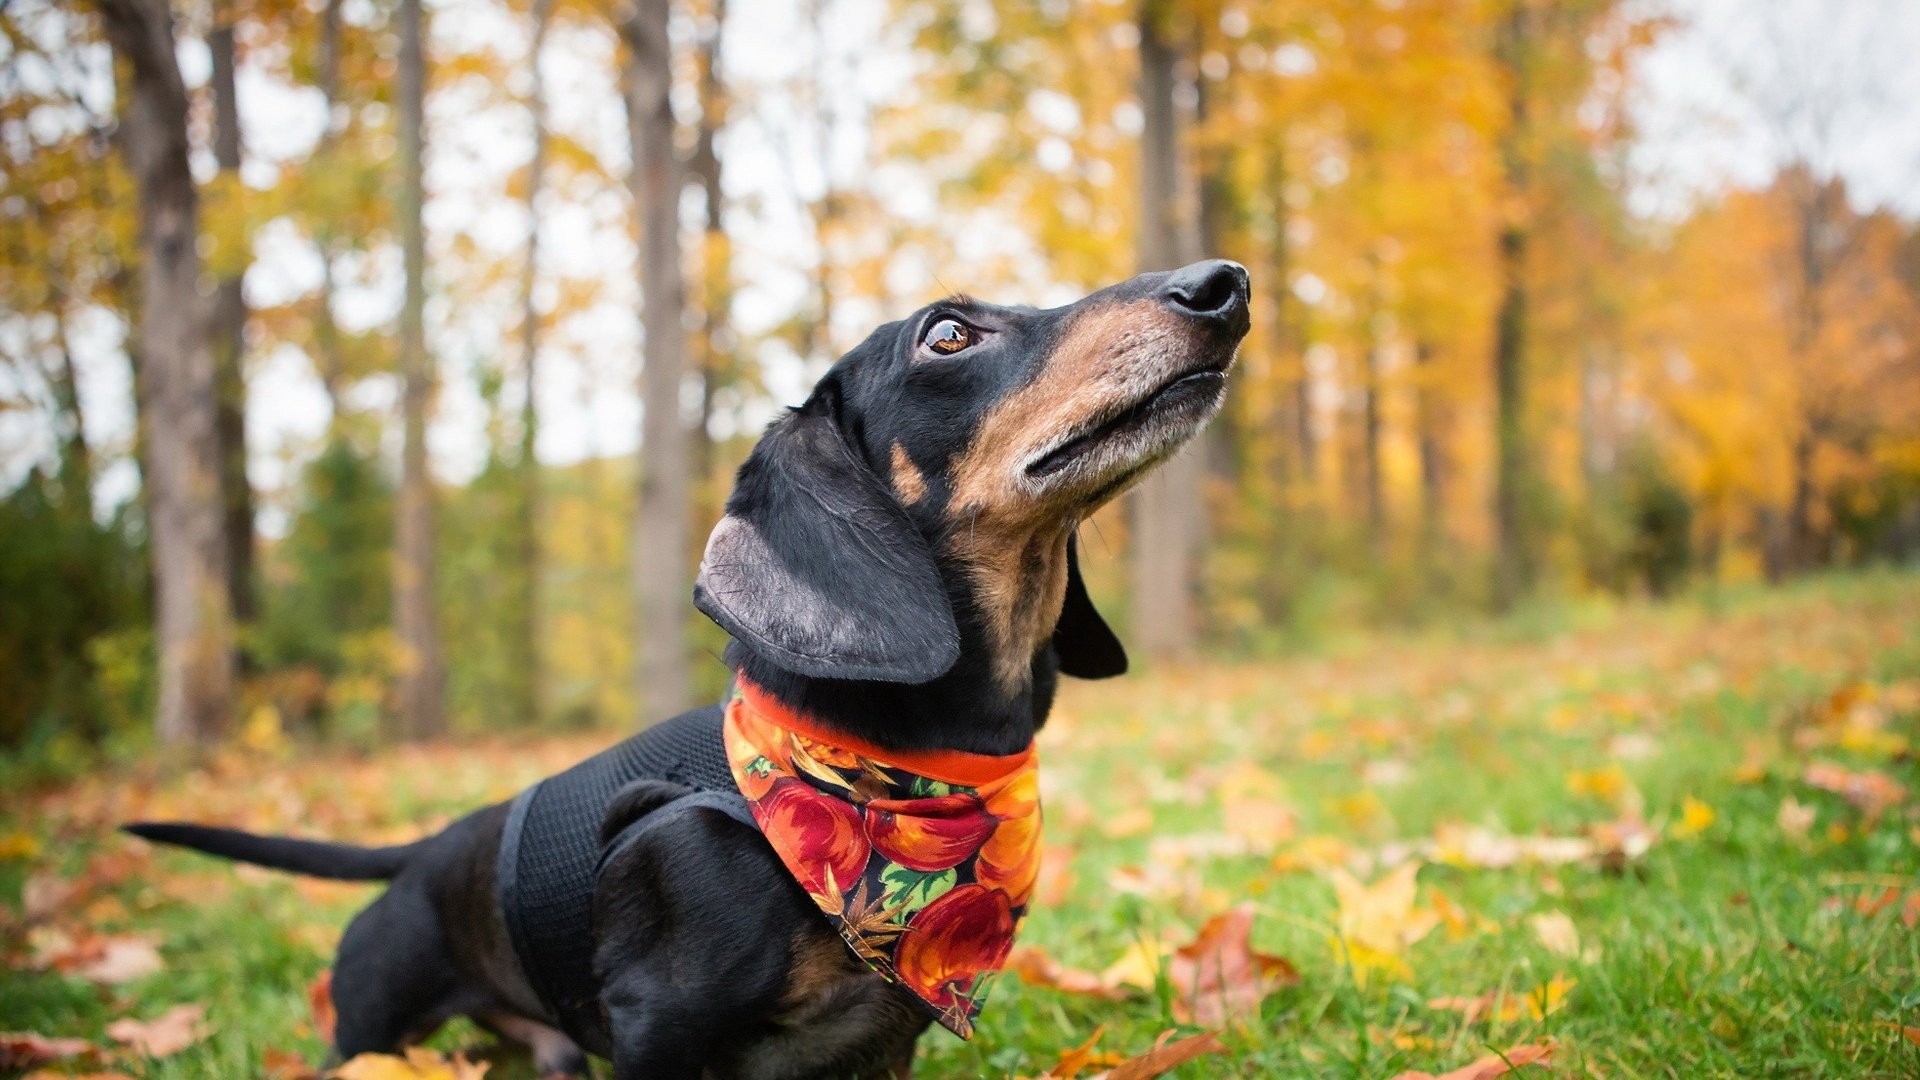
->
<box><xmin>723</xmin><ymin>679</ymin><xmax>1041</xmax><ymax>1039</ymax></box>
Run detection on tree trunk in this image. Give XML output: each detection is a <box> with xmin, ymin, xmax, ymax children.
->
<box><xmin>1129</xmin><ymin>0</ymin><xmax>1205</xmax><ymax>660</ymax></box>
<box><xmin>1490</xmin><ymin>3</ymin><xmax>1533</xmax><ymax>611</ymax></box>
<box><xmin>94</xmin><ymin>0</ymin><xmax>236</xmax><ymax>744</ymax></box>
<box><xmin>393</xmin><ymin>0</ymin><xmax>445</xmax><ymax>738</ymax></box>
<box><xmin>515</xmin><ymin>0</ymin><xmax>554</xmax><ymax>724</ymax></box>
<box><xmin>688</xmin><ymin>0</ymin><xmax>729</xmax><ymax>491</ymax></box>
<box><xmin>47</xmin><ymin>288</ymin><xmax>94</xmax><ymax>506</ymax></box>
<box><xmin>1362</xmin><ymin>335</ymin><xmax>1385</xmax><ymax>540</ymax></box>
<box><xmin>624</xmin><ymin>0</ymin><xmax>692</xmax><ymax>719</ymax></box>
<box><xmin>209</xmin><ymin>10</ymin><xmax>256</xmax><ymax>626</ymax></box>
<box><xmin>1413</xmin><ymin>341</ymin><xmax>1445</xmax><ymax>545</ymax></box>
<box><xmin>313</xmin><ymin>0</ymin><xmax>347</xmax><ymax>417</ymax></box>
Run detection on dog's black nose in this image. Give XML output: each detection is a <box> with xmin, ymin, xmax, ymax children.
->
<box><xmin>1161</xmin><ymin>259</ymin><xmax>1249</xmax><ymax>320</ymax></box>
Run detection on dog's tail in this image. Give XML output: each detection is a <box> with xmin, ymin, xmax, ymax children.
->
<box><xmin>122</xmin><ymin>822</ymin><xmax>418</xmax><ymax>881</ymax></box>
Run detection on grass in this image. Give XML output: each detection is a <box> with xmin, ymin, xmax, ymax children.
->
<box><xmin>4</xmin><ymin>570</ymin><xmax>1920</xmax><ymax>1078</ymax></box>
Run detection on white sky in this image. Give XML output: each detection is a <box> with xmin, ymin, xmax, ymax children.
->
<box><xmin>2</xmin><ymin>0</ymin><xmax>1917</xmax><ymax>534</ymax></box>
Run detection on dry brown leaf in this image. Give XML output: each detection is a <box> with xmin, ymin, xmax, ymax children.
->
<box><xmin>1088</xmin><ymin>1030</ymin><xmax>1227</xmax><ymax>1080</ymax></box>
<box><xmin>264</xmin><ymin>1046</ymin><xmax>322</xmax><ymax>1079</ymax></box>
<box><xmin>105</xmin><ymin>1003</ymin><xmax>208</xmax><ymax>1059</ymax></box>
<box><xmin>1526</xmin><ymin>912</ymin><xmax>1580</xmax><ymax>957</ymax></box>
<box><xmin>78</xmin><ymin>937</ymin><xmax>164</xmax><ymax>984</ymax></box>
<box><xmin>28</xmin><ymin>930</ymin><xmax>163</xmax><ymax>985</ymax></box>
<box><xmin>1803</xmin><ymin>762</ymin><xmax>1908</xmax><ymax>821</ymax></box>
<box><xmin>330</xmin><ymin>1047</ymin><xmax>490</xmax><ymax>1080</ymax></box>
<box><xmin>19</xmin><ymin>872</ymin><xmax>78</xmax><ymax>924</ymax></box>
<box><xmin>1428</xmin><ymin>976</ymin><xmax>1576</xmax><ymax>1024</ymax></box>
<box><xmin>1</xmin><ymin>1031</ymin><xmax>98</xmax><ymax>1070</ymax></box>
<box><xmin>1164</xmin><ymin>906</ymin><xmax>1299</xmax><ymax>1026</ymax></box>
<box><xmin>1391</xmin><ymin>1038</ymin><xmax>1557</xmax><ymax>1080</ymax></box>
<box><xmin>1039</xmin><ymin>1026</ymin><xmax>1123</xmax><ymax>1079</ymax></box>
<box><xmin>309</xmin><ymin>969</ymin><xmax>338</xmax><ymax>1046</ymax></box>
<box><xmin>1007</xmin><ymin>947</ymin><xmax>1131</xmax><ymax>1000</ymax></box>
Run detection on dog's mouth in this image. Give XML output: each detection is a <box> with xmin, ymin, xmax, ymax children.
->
<box><xmin>1025</xmin><ymin>355</ymin><xmax>1231</xmax><ymax>482</ymax></box>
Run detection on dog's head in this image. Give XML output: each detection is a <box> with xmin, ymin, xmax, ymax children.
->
<box><xmin>697</xmin><ymin>259</ymin><xmax>1250</xmax><ymax>693</ymax></box>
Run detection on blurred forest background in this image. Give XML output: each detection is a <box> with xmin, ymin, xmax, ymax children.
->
<box><xmin>3</xmin><ymin>0</ymin><xmax>1919</xmax><ymax>757</ymax></box>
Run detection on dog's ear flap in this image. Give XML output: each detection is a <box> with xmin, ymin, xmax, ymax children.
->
<box><xmin>695</xmin><ymin>402</ymin><xmax>960</xmax><ymax>684</ymax></box>
<box><xmin>1052</xmin><ymin>533</ymin><xmax>1127</xmax><ymax>679</ymax></box>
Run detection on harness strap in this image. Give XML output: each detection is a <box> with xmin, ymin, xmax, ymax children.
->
<box><xmin>596</xmin><ymin>788</ymin><xmax>756</xmax><ymax>879</ymax></box>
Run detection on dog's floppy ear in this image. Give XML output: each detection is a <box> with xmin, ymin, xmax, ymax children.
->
<box><xmin>695</xmin><ymin>399</ymin><xmax>960</xmax><ymax>684</ymax></box>
<box><xmin>1052</xmin><ymin>533</ymin><xmax>1127</xmax><ymax>679</ymax></box>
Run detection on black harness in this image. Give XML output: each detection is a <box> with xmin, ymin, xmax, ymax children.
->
<box><xmin>495</xmin><ymin>704</ymin><xmax>752</xmax><ymax>1050</ymax></box>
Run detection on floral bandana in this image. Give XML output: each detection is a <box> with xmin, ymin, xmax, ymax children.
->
<box><xmin>723</xmin><ymin>679</ymin><xmax>1041</xmax><ymax>1038</ymax></box>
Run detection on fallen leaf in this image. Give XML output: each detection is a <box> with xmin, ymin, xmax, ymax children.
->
<box><xmin>1390</xmin><ymin>1038</ymin><xmax>1557</xmax><ymax>1080</ymax></box>
<box><xmin>1777</xmin><ymin>797</ymin><xmax>1816</xmax><ymax>839</ymax></box>
<box><xmin>105</xmin><ymin>1004</ymin><xmax>208</xmax><ymax>1059</ymax></box>
<box><xmin>264</xmin><ymin>1047</ymin><xmax>322</xmax><ymax>1079</ymax></box>
<box><xmin>1007</xmin><ymin>947</ymin><xmax>1131</xmax><ymax>1000</ymax></box>
<box><xmin>309</xmin><ymin>969</ymin><xmax>338</xmax><ymax>1046</ymax></box>
<box><xmin>1429</xmin><ymin>976</ymin><xmax>1576</xmax><ymax>1024</ymax></box>
<box><xmin>1803</xmin><ymin>762</ymin><xmax>1908</xmax><ymax>822</ymax></box>
<box><xmin>1328</xmin><ymin>863</ymin><xmax>1438</xmax><ymax>985</ymax></box>
<box><xmin>1039</xmin><ymin>1026</ymin><xmax>1122</xmax><ymax>1079</ymax></box>
<box><xmin>0</xmin><ymin>831</ymin><xmax>42</xmax><ymax>860</ymax></box>
<box><xmin>1101</xmin><ymin>935</ymin><xmax>1172</xmax><ymax>992</ymax></box>
<box><xmin>19</xmin><ymin>872</ymin><xmax>77</xmax><ymax>923</ymax></box>
<box><xmin>1164</xmin><ymin>906</ymin><xmax>1299</xmax><ymax>1026</ymax></box>
<box><xmin>28</xmin><ymin>930</ymin><xmax>163</xmax><ymax>985</ymax></box>
<box><xmin>1101</xmin><ymin>806</ymin><xmax>1155</xmax><ymax>839</ymax></box>
<box><xmin>1527</xmin><ymin>912</ymin><xmax>1580</xmax><ymax>957</ymax></box>
<box><xmin>1895</xmin><ymin>1024</ymin><xmax>1920</xmax><ymax>1046</ymax></box>
<box><xmin>79</xmin><ymin>937</ymin><xmax>164</xmax><ymax>984</ymax></box>
<box><xmin>1672</xmin><ymin>797</ymin><xmax>1716</xmax><ymax>839</ymax></box>
<box><xmin>1</xmin><ymin>1032</ymin><xmax>98</xmax><ymax>1070</ymax></box>
<box><xmin>331</xmin><ymin>1047</ymin><xmax>489</xmax><ymax>1080</ymax></box>
<box><xmin>1087</xmin><ymin>1030</ymin><xmax>1227</xmax><ymax>1080</ymax></box>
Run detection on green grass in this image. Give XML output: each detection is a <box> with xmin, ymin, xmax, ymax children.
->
<box><xmin>5</xmin><ymin>571</ymin><xmax>1920</xmax><ymax>1078</ymax></box>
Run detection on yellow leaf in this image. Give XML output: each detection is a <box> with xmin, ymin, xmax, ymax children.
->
<box><xmin>0</xmin><ymin>831</ymin><xmax>41</xmax><ymax>860</ymax></box>
<box><xmin>330</xmin><ymin>1048</ymin><xmax>488</xmax><ymax>1080</ymax></box>
<box><xmin>1672</xmin><ymin>796</ymin><xmax>1716</xmax><ymax>839</ymax></box>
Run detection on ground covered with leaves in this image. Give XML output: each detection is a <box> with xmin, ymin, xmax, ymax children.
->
<box><xmin>5</xmin><ymin>573</ymin><xmax>1920</xmax><ymax>1079</ymax></box>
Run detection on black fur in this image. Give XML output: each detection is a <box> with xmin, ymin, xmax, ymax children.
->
<box><xmin>123</xmin><ymin>261</ymin><xmax>1250</xmax><ymax>1079</ymax></box>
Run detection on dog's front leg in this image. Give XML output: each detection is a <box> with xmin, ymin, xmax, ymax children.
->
<box><xmin>602</xmin><ymin>972</ymin><xmax>706</xmax><ymax>1080</ymax></box>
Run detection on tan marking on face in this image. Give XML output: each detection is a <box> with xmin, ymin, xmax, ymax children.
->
<box><xmin>942</xmin><ymin>298</ymin><xmax>1184</xmax><ymax>692</ymax></box>
<box><xmin>890</xmin><ymin>441</ymin><xmax>926</xmax><ymax>505</ymax></box>
<box><xmin>778</xmin><ymin>928</ymin><xmax>865</xmax><ymax>1019</ymax></box>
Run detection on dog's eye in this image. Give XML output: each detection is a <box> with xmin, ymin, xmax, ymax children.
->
<box><xmin>922</xmin><ymin>318</ymin><xmax>974</xmax><ymax>355</ymax></box>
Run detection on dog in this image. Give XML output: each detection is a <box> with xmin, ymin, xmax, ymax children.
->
<box><xmin>125</xmin><ymin>260</ymin><xmax>1250</xmax><ymax>1079</ymax></box>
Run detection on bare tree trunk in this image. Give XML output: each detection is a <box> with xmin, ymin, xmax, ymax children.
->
<box><xmin>515</xmin><ymin>0</ymin><xmax>554</xmax><ymax>724</ymax></box>
<box><xmin>1130</xmin><ymin>0</ymin><xmax>1205</xmax><ymax>660</ymax></box>
<box><xmin>313</xmin><ymin>0</ymin><xmax>347</xmax><ymax>417</ymax></box>
<box><xmin>1362</xmin><ymin>335</ymin><xmax>1385</xmax><ymax>540</ymax></box>
<box><xmin>624</xmin><ymin>0</ymin><xmax>692</xmax><ymax>719</ymax></box>
<box><xmin>209</xmin><ymin>8</ymin><xmax>255</xmax><ymax>626</ymax></box>
<box><xmin>46</xmin><ymin>285</ymin><xmax>94</xmax><ymax>504</ymax></box>
<box><xmin>1490</xmin><ymin>2</ymin><xmax>1534</xmax><ymax>611</ymax></box>
<box><xmin>94</xmin><ymin>0</ymin><xmax>235</xmax><ymax>744</ymax></box>
<box><xmin>1413</xmin><ymin>341</ymin><xmax>1445</xmax><ymax>545</ymax></box>
<box><xmin>393</xmin><ymin>0</ymin><xmax>445</xmax><ymax>738</ymax></box>
<box><xmin>688</xmin><ymin>0</ymin><xmax>729</xmax><ymax>491</ymax></box>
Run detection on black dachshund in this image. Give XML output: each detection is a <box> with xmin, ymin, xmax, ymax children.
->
<box><xmin>126</xmin><ymin>260</ymin><xmax>1250</xmax><ymax>1079</ymax></box>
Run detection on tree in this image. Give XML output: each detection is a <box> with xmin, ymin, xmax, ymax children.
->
<box><xmin>1487</xmin><ymin>0</ymin><xmax>1536</xmax><ymax>610</ymax></box>
<box><xmin>207</xmin><ymin>1</ymin><xmax>255</xmax><ymax>628</ymax></box>
<box><xmin>92</xmin><ymin>0</ymin><xmax>236</xmax><ymax>743</ymax></box>
<box><xmin>623</xmin><ymin>0</ymin><xmax>692</xmax><ymax>719</ymax></box>
<box><xmin>393</xmin><ymin>0</ymin><xmax>445</xmax><ymax>738</ymax></box>
<box><xmin>1129</xmin><ymin>0</ymin><xmax>1207</xmax><ymax>659</ymax></box>
<box><xmin>514</xmin><ymin>0</ymin><xmax>554</xmax><ymax>724</ymax></box>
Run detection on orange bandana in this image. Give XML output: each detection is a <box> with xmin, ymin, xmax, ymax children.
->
<box><xmin>723</xmin><ymin>679</ymin><xmax>1041</xmax><ymax>1038</ymax></box>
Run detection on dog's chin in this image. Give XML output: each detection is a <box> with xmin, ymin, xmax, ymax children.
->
<box><xmin>1020</xmin><ymin>362</ymin><xmax>1230</xmax><ymax>507</ymax></box>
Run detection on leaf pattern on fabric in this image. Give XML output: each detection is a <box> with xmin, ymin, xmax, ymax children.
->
<box><xmin>724</xmin><ymin>681</ymin><xmax>1041</xmax><ymax>1039</ymax></box>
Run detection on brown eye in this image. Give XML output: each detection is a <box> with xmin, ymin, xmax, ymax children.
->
<box><xmin>922</xmin><ymin>318</ymin><xmax>973</xmax><ymax>355</ymax></box>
